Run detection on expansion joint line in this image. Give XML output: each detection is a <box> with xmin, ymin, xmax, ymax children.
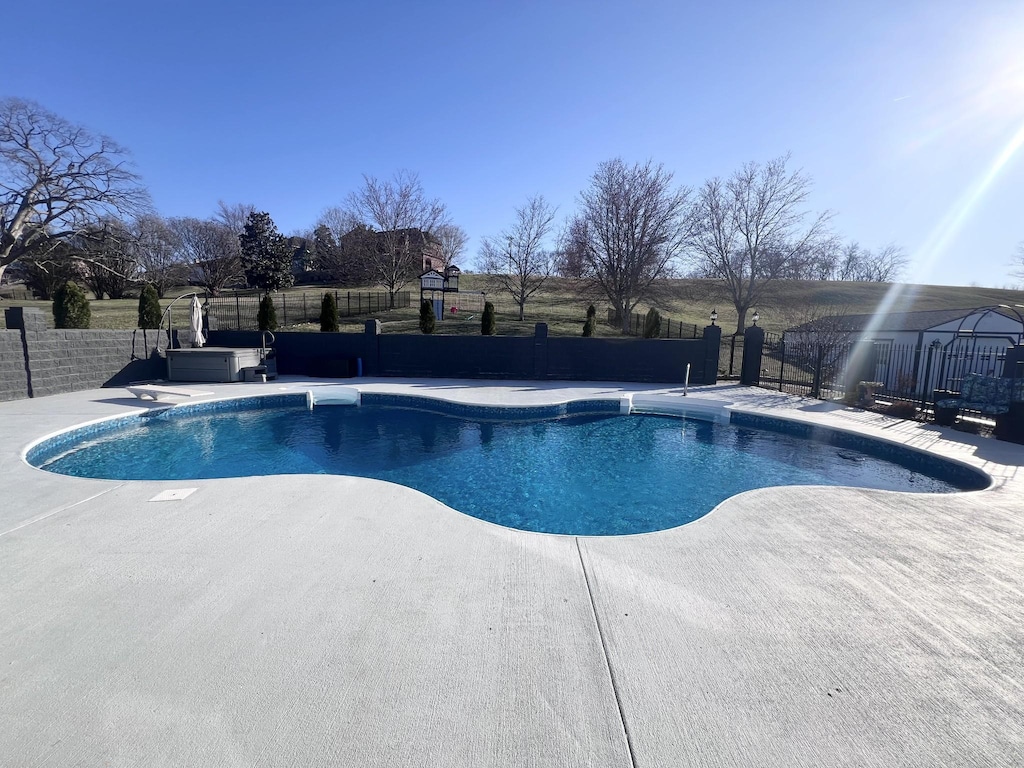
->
<box><xmin>575</xmin><ymin>537</ymin><xmax>638</xmax><ymax>768</ymax></box>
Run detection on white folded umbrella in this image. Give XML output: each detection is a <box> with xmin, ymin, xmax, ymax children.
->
<box><xmin>190</xmin><ymin>295</ymin><xmax>206</xmax><ymax>348</ymax></box>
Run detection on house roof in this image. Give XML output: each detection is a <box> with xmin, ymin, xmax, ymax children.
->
<box><xmin>787</xmin><ymin>307</ymin><xmax>1024</xmax><ymax>334</ymax></box>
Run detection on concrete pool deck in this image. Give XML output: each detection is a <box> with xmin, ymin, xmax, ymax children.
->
<box><xmin>1</xmin><ymin>378</ymin><xmax>1022</xmax><ymax>767</ymax></box>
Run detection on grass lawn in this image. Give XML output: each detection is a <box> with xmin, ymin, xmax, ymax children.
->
<box><xmin>3</xmin><ymin>275</ymin><xmax>1023</xmax><ymax>337</ymax></box>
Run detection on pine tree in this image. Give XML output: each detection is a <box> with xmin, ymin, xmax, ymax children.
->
<box><xmin>53</xmin><ymin>281</ymin><xmax>91</xmax><ymax>328</ymax></box>
<box><xmin>137</xmin><ymin>283</ymin><xmax>162</xmax><ymax>329</ymax></box>
<box><xmin>320</xmin><ymin>292</ymin><xmax>339</xmax><ymax>332</ymax></box>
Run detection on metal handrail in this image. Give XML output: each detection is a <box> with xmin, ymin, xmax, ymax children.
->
<box><xmin>155</xmin><ymin>292</ymin><xmax>202</xmax><ymax>355</ymax></box>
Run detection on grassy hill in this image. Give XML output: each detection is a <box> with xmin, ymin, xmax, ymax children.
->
<box><xmin>3</xmin><ymin>276</ymin><xmax>1023</xmax><ymax>336</ymax></box>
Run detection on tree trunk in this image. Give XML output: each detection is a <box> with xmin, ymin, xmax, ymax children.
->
<box><xmin>735</xmin><ymin>307</ymin><xmax>747</xmax><ymax>336</ymax></box>
<box><xmin>518</xmin><ymin>300</ymin><xmax>525</xmax><ymax>321</ymax></box>
<box><xmin>618</xmin><ymin>302</ymin><xmax>630</xmax><ymax>334</ymax></box>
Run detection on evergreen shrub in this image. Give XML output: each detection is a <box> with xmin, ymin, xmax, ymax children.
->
<box><xmin>53</xmin><ymin>281</ymin><xmax>91</xmax><ymax>329</ymax></box>
<box><xmin>583</xmin><ymin>304</ymin><xmax>596</xmax><ymax>337</ymax></box>
<box><xmin>320</xmin><ymin>292</ymin><xmax>339</xmax><ymax>332</ymax></box>
<box><xmin>137</xmin><ymin>284</ymin><xmax>162</xmax><ymax>329</ymax></box>
<box><xmin>258</xmin><ymin>294</ymin><xmax>278</xmax><ymax>331</ymax></box>
<box><xmin>481</xmin><ymin>302</ymin><xmax>496</xmax><ymax>335</ymax></box>
<box><xmin>643</xmin><ymin>308</ymin><xmax>662</xmax><ymax>338</ymax></box>
<box><xmin>419</xmin><ymin>299</ymin><xmax>436</xmax><ymax>334</ymax></box>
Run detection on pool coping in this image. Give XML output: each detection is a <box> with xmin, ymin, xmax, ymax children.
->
<box><xmin>2</xmin><ymin>377</ymin><xmax>1023</xmax><ymax>767</ymax></box>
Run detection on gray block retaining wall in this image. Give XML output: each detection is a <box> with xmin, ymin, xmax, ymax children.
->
<box><xmin>2</xmin><ymin>308</ymin><xmax>170</xmax><ymax>401</ymax></box>
<box><xmin>0</xmin><ymin>330</ymin><xmax>29</xmax><ymax>402</ymax></box>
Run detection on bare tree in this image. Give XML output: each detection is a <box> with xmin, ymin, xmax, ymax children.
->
<box><xmin>833</xmin><ymin>242</ymin><xmax>908</xmax><ymax>282</ymax></box>
<box><xmin>132</xmin><ymin>214</ymin><xmax>187</xmax><ymax>297</ymax></box>
<box><xmin>74</xmin><ymin>218</ymin><xmax>139</xmax><ymax>299</ymax></box>
<box><xmin>568</xmin><ymin>159</ymin><xmax>692</xmax><ymax>333</ymax></box>
<box><xmin>0</xmin><ymin>98</ymin><xmax>150</xmax><ymax>286</ymax></box>
<box><xmin>5</xmin><ymin>238</ymin><xmax>85</xmax><ymax>299</ymax></box>
<box><xmin>781</xmin><ymin>304</ymin><xmax>859</xmax><ymax>397</ymax></box>
<box><xmin>478</xmin><ymin>195</ymin><xmax>556</xmax><ymax>320</ymax></box>
<box><xmin>345</xmin><ymin>170</ymin><xmax>448</xmax><ymax>307</ymax></box>
<box><xmin>687</xmin><ymin>155</ymin><xmax>832</xmax><ymax>334</ymax></box>
<box><xmin>214</xmin><ymin>200</ymin><xmax>257</xmax><ymax>236</ymax></box>
<box><xmin>168</xmin><ymin>217</ymin><xmax>243</xmax><ymax>295</ymax></box>
<box><xmin>1014</xmin><ymin>241</ymin><xmax>1024</xmax><ymax>285</ymax></box>
<box><xmin>314</xmin><ymin>206</ymin><xmax>375</xmax><ymax>284</ymax></box>
<box><xmin>433</xmin><ymin>223</ymin><xmax>469</xmax><ymax>270</ymax></box>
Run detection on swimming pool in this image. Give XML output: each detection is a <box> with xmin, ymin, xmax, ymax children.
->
<box><xmin>27</xmin><ymin>393</ymin><xmax>987</xmax><ymax>535</ymax></box>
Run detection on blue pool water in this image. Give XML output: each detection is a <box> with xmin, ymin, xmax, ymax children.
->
<box><xmin>30</xmin><ymin>396</ymin><xmax>984</xmax><ymax>535</ymax></box>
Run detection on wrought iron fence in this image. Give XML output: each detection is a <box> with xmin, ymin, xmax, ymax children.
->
<box><xmin>755</xmin><ymin>334</ymin><xmax>1017</xmax><ymax>407</ymax></box>
<box><xmin>606</xmin><ymin>309</ymin><xmax>703</xmax><ymax>339</ymax></box>
<box><xmin>205</xmin><ymin>290</ymin><xmax>410</xmax><ymax>331</ymax></box>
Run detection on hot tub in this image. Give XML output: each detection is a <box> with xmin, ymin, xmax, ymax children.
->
<box><xmin>166</xmin><ymin>347</ymin><xmax>264</xmax><ymax>382</ymax></box>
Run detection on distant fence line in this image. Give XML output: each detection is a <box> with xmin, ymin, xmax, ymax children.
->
<box><xmin>200</xmin><ymin>290</ymin><xmax>410</xmax><ymax>331</ymax></box>
<box><xmin>606</xmin><ymin>309</ymin><xmax>704</xmax><ymax>339</ymax></box>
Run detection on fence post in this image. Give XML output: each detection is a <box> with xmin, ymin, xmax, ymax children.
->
<box><xmin>235</xmin><ymin>294</ymin><xmax>241</xmax><ymax>329</ymax></box>
<box><xmin>740</xmin><ymin>325</ymin><xmax>765</xmax><ymax>386</ymax></box>
<box><xmin>303</xmin><ymin>293</ymin><xmax>307</xmax><ymax>321</ymax></box>
<box><xmin>921</xmin><ymin>342</ymin><xmax>938</xmax><ymax>408</ymax></box>
<box><xmin>778</xmin><ymin>339</ymin><xmax>785</xmax><ymax>391</ymax></box>
<box><xmin>702</xmin><ymin>323</ymin><xmax>722</xmax><ymax>384</ymax></box>
<box><xmin>282</xmin><ymin>294</ymin><xmax>287</xmax><ymax>326</ymax></box>
<box><xmin>811</xmin><ymin>347</ymin><xmax>825</xmax><ymax>399</ymax></box>
<box><xmin>1003</xmin><ymin>345</ymin><xmax>1024</xmax><ymax>378</ymax></box>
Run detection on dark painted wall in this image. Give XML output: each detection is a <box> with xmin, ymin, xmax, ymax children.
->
<box><xmin>548</xmin><ymin>336</ymin><xmax>713</xmax><ymax>383</ymax></box>
<box><xmin>207</xmin><ymin>329</ymin><xmax>371</xmax><ymax>377</ymax></box>
<box><xmin>209</xmin><ymin>323</ymin><xmax>722</xmax><ymax>385</ymax></box>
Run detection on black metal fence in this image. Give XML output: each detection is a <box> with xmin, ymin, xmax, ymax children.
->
<box><xmin>606</xmin><ymin>309</ymin><xmax>703</xmax><ymax>339</ymax></box>
<box><xmin>205</xmin><ymin>290</ymin><xmax>410</xmax><ymax>331</ymax></box>
<box><xmin>721</xmin><ymin>333</ymin><xmax>744</xmax><ymax>377</ymax></box>
<box><xmin>756</xmin><ymin>334</ymin><xmax>1018</xmax><ymax>406</ymax></box>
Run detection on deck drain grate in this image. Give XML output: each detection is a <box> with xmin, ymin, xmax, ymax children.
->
<box><xmin>149</xmin><ymin>488</ymin><xmax>198</xmax><ymax>502</ymax></box>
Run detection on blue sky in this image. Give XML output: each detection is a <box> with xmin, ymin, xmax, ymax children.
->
<box><xmin>7</xmin><ymin>0</ymin><xmax>1024</xmax><ymax>287</ymax></box>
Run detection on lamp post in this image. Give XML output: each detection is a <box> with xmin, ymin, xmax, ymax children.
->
<box><xmin>710</xmin><ymin>309</ymin><xmax>718</xmax><ymax>326</ymax></box>
<box><xmin>752</xmin><ymin>311</ymin><xmax>760</xmax><ymax>327</ymax></box>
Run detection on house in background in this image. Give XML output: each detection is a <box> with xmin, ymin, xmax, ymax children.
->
<box><xmin>785</xmin><ymin>306</ymin><xmax>1024</xmax><ymax>397</ymax></box>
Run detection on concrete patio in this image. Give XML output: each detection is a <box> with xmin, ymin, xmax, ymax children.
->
<box><xmin>1</xmin><ymin>379</ymin><xmax>1022</xmax><ymax>767</ymax></box>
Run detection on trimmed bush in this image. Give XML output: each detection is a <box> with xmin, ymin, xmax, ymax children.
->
<box><xmin>320</xmin><ymin>292</ymin><xmax>339</xmax><ymax>332</ymax></box>
<box><xmin>137</xmin><ymin>283</ymin><xmax>162</xmax><ymax>329</ymax></box>
<box><xmin>481</xmin><ymin>301</ymin><xmax>496</xmax><ymax>335</ymax></box>
<box><xmin>53</xmin><ymin>280</ymin><xmax>91</xmax><ymax>329</ymax></box>
<box><xmin>583</xmin><ymin>304</ymin><xmax>596</xmax><ymax>337</ymax></box>
<box><xmin>419</xmin><ymin>299</ymin><xmax>436</xmax><ymax>334</ymax></box>
<box><xmin>642</xmin><ymin>307</ymin><xmax>662</xmax><ymax>338</ymax></box>
<box><xmin>258</xmin><ymin>294</ymin><xmax>278</xmax><ymax>331</ymax></box>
